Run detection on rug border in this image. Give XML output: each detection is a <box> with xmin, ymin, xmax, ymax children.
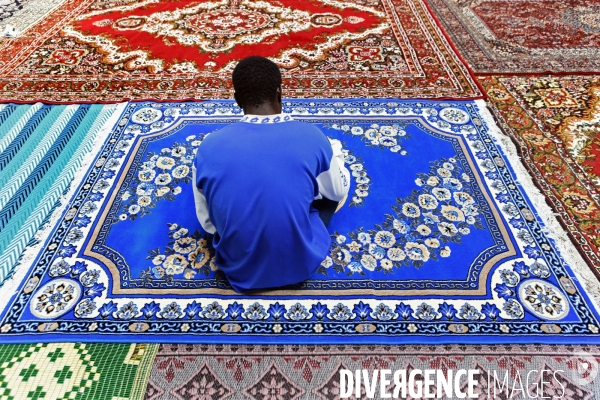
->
<box><xmin>419</xmin><ymin>0</ymin><xmax>487</xmax><ymax>91</ymax></box>
<box><xmin>486</xmin><ymin>74</ymin><xmax>600</xmax><ymax>281</ymax></box>
<box><xmin>483</xmin><ymin>95</ymin><xmax>600</xmax><ymax>280</ymax></box>
<box><xmin>474</xmin><ymin>99</ymin><xmax>600</xmax><ymax>314</ymax></box>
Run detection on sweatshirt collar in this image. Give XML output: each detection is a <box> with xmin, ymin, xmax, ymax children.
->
<box><xmin>239</xmin><ymin>113</ymin><xmax>294</xmax><ymax>124</ymax></box>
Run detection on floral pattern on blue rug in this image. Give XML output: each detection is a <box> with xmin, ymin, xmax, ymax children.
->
<box><xmin>1</xmin><ymin>100</ymin><xmax>598</xmax><ymax>344</ymax></box>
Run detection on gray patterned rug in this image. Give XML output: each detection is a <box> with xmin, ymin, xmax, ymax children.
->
<box><xmin>0</xmin><ymin>0</ymin><xmax>66</xmax><ymax>34</ymax></box>
<box><xmin>145</xmin><ymin>344</ymin><xmax>600</xmax><ymax>399</ymax></box>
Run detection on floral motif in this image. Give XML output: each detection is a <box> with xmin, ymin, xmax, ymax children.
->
<box><xmin>438</xmin><ymin>302</ymin><xmax>457</xmax><ymax>320</ymax></box>
<box><xmin>160</xmin><ymin>302</ymin><xmax>184</xmax><ymax>319</ymax></box>
<box><xmin>481</xmin><ymin>303</ymin><xmax>500</xmax><ymax>320</ymax></box>
<box><xmin>512</xmin><ymin>261</ymin><xmax>530</xmax><ymax>277</ymax></box>
<box><xmin>79</xmin><ymin>270</ymin><xmax>99</xmax><ymax>287</ymax></box>
<box><xmin>243</xmin><ymin>303</ymin><xmax>268</xmax><ymax>320</ymax></box>
<box><xmin>98</xmin><ymin>302</ymin><xmax>118</xmax><ymax>319</ymax></box>
<box><xmin>285</xmin><ymin>303</ymin><xmax>311</xmax><ymax>321</ymax></box>
<box><xmin>185</xmin><ymin>301</ymin><xmax>203</xmax><ymax>319</ymax></box>
<box><xmin>49</xmin><ymin>259</ymin><xmax>71</xmax><ymax>277</ymax></box>
<box><xmin>502</xmin><ymin>299</ymin><xmax>524</xmax><ymax>319</ymax></box>
<box><xmin>414</xmin><ymin>303</ymin><xmax>439</xmax><ymax>320</ymax></box>
<box><xmin>268</xmin><ymin>303</ymin><xmax>286</xmax><ymax>320</ymax></box>
<box><xmin>116</xmin><ymin>302</ymin><xmax>139</xmax><ymax>319</ymax></box>
<box><xmin>371</xmin><ymin>304</ymin><xmax>397</xmax><ymax>321</ymax></box>
<box><xmin>529</xmin><ymin>261</ymin><xmax>551</xmax><ymax>278</ymax></box>
<box><xmin>322</xmin><ymin>157</ymin><xmax>483</xmax><ymax>275</ymax></box>
<box><xmin>328</xmin><ymin>304</ymin><xmax>354</xmax><ymax>321</ymax></box>
<box><xmin>201</xmin><ymin>302</ymin><xmax>225</xmax><ymax>319</ymax></box>
<box><xmin>458</xmin><ymin>303</ymin><xmax>483</xmax><ymax>320</ymax></box>
<box><xmin>494</xmin><ymin>283</ymin><xmax>515</xmax><ymax>300</ymax></box>
<box><xmin>353</xmin><ymin>301</ymin><xmax>372</xmax><ymax>320</ymax></box>
<box><xmin>132</xmin><ymin>108</ymin><xmax>162</xmax><ymax>124</ymax></box>
<box><xmin>64</xmin><ymin>228</ymin><xmax>84</xmax><ymax>244</ymax></box>
<box><xmin>396</xmin><ymin>303</ymin><xmax>413</xmax><ymax>320</ymax></box>
<box><xmin>118</xmin><ymin>135</ymin><xmax>204</xmax><ymax>221</ymax></box>
<box><xmin>310</xmin><ymin>303</ymin><xmax>329</xmax><ymax>320</ymax></box>
<box><xmin>499</xmin><ymin>269</ymin><xmax>520</xmax><ymax>287</ymax></box>
<box><xmin>439</xmin><ymin>107</ymin><xmax>469</xmax><ymax>124</ymax></box>
<box><xmin>141</xmin><ymin>302</ymin><xmax>161</xmax><ymax>319</ymax></box>
<box><xmin>330</xmin><ymin>122</ymin><xmax>410</xmax><ymax>155</ymax></box>
<box><xmin>342</xmin><ymin>148</ymin><xmax>372</xmax><ymax>207</ymax></box>
<box><xmin>74</xmin><ymin>298</ymin><xmax>96</xmax><ymax>318</ymax></box>
<box><xmin>141</xmin><ymin>223</ymin><xmax>214</xmax><ymax>283</ymax></box>
<box><xmin>226</xmin><ymin>302</ymin><xmax>244</xmax><ymax>320</ymax></box>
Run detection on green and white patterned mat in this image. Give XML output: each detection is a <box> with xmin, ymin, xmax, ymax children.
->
<box><xmin>0</xmin><ymin>343</ymin><xmax>158</xmax><ymax>400</ymax></box>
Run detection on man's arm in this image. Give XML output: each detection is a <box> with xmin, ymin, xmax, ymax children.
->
<box><xmin>192</xmin><ymin>164</ymin><xmax>217</xmax><ymax>234</ymax></box>
<box><xmin>316</xmin><ymin>138</ymin><xmax>350</xmax><ymax>202</ymax></box>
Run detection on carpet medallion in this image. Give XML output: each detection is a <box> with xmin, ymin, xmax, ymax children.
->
<box><xmin>425</xmin><ymin>0</ymin><xmax>600</xmax><ymax>74</ymax></box>
<box><xmin>482</xmin><ymin>76</ymin><xmax>600</xmax><ymax>279</ymax></box>
<box><xmin>0</xmin><ymin>0</ymin><xmax>482</xmax><ymax>102</ymax></box>
<box><xmin>0</xmin><ymin>99</ymin><xmax>598</xmax><ymax>344</ymax></box>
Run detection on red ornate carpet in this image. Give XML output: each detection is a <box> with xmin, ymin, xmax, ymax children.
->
<box><xmin>144</xmin><ymin>344</ymin><xmax>600</xmax><ymax>399</ymax></box>
<box><xmin>0</xmin><ymin>0</ymin><xmax>482</xmax><ymax>103</ymax></box>
<box><xmin>483</xmin><ymin>76</ymin><xmax>600</xmax><ymax>279</ymax></box>
<box><xmin>425</xmin><ymin>0</ymin><xmax>600</xmax><ymax>74</ymax></box>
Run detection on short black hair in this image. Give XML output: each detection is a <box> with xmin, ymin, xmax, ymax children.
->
<box><xmin>232</xmin><ymin>56</ymin><xmax>282</xmax><ymax>108</ymax></box>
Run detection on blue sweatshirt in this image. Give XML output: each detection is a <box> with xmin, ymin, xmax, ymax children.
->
<box><xmin>193</xmin><ymin>114</ymin><xmax>349</xmax><ymax>293</ymax></box>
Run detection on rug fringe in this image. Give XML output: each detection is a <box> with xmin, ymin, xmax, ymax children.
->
<box><xmin>0</xmin><ymin>103</ymin><xmax>128</xmax><ymax>315</ymax></box>
<box><xmin>476</xmin><ymin>99</ymin><xmax>600</xmax><ymax>314</ymax></box>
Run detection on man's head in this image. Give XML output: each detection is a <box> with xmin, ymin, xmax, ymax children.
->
<box><xmin>232</xmin><ymin>56</ymin><xmax>282</xmax><ymax>114</ymax></box>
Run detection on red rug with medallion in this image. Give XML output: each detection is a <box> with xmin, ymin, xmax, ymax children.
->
<box><xmin>0</xmin><ymin>0</ymin><xmax>482</xmax><ymax>103</ymax></box>
<box><xmin>482</xmin><ymin>76</ymin><xmax>600</xmax><ymax>279</ymax></box>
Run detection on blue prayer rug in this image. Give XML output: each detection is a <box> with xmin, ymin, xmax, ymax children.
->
<box><xmin>1</xmin><ymin>99</ymin><xmax>598</xmax><ymax>344</ymax></box>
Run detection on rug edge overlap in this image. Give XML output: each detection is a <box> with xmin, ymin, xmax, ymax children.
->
<box><xmin>0</xmin><ymin>102</ymin><xmax>128</xmax><ymax>316</ymax></box>
<box><xmin>475</xmin><ymin>99</ymin><xmax>600</xmax><ymax>315</ymax></box>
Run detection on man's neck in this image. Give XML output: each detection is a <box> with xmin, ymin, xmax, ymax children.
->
<box><xmin>243</xmin><ymin>103</ymin><xmax>282</xmax><ymax>116</ymax></box>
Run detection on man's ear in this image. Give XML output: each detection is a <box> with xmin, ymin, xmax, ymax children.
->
<box><xmin>234</xmin><ymin>92</ymin><xmax>244</xmax><ymax>111</ymax></box>
<box><xmin>276</xmin><ymin>86</ymin><xmax>282</xmax><ymax>105</ymax></box>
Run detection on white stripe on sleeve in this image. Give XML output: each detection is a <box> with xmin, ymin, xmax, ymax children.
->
<box><xmin>316</xmin><ymin>138</ymin><xmax>350</xmax><ymax>202</ymax></box>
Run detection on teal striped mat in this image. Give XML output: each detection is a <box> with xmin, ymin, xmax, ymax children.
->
<box><xmin>0</xmin><ymin>103</ymin><xmax>121</xmax><ymax>285</ymax></box>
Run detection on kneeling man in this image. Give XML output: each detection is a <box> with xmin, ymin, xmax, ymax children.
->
<box><xmin>192</xmin><ymin>56</ymin><xmax>350</xmax><ymax>293</ymax></box>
